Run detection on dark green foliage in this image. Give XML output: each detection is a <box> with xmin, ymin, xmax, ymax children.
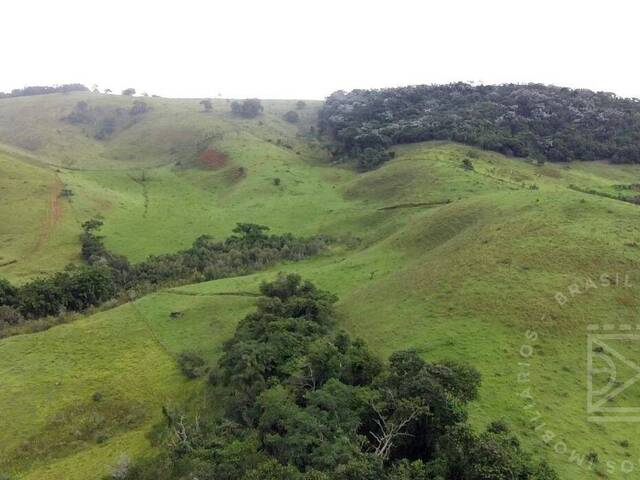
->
<box><xmin>120</xmin><ymin>276</ymin><xmax>554</xmax><ymax>480</ymax></box>
<box><xmin>65</xmin><ymin>101</ymin><xmax>144</xmax><ymax>139</ymax></box>
<box><xmin>200</xmin><ymin>99</ymin><xmax>213</xmax><ymax>112</ymax></box>
<box><xmin>177</xmin><ymin>352</ymin><xmax>207</xmax><ymax>379</ymax></box>
<box><xmin>122</xmin><ymin>88</ymin><xmax>136</xmax><ymax>96</ymax></box>
<box><xmin>130</xmin><ymin>100</ymin><xmax>149</xmax><ymax>115</ymax></box>
<box><xmin>15</xmin><ymin>266</ymin><xmax>115</xmax><ymax>318</ymax></box>
<box><xmin>1</xmin><ymin>222</ymin><xmax>325</xmax><ymax>329</ymax></box>
<box><xmin>0</xmin><ymin>84</ymin><xmax>88</xmax><ymax>99</ymax></box>
<box><xmin>319</xmin><ymin>83</ymin><xmax>640</xmax><ymax>169</ymax></box>
<box><xmin>434</xmin><ymin>423</ymin><xmax>560</xmax><ymax>479</ymax></box>
<box><xmin>127</xmin><ymin>224</ymin><xmax>326</xmax><ymax>287</ymax></box>
<box><xmin>296</xmin><ymin>101</ymin><xmax>307</xmax><ymax>110</ymax></box>
<box><xmin>231</xmin><ymin>99</ymin><xmax>263</xmax><ymax>118</ymax></box>
<box><xmin>0</xmin><ymin>305</ymin><xmax>23</xmax><ymax>326</ymax></box>
<box><xmin>0</xmin><ymin>278</ymin><xmax>18</xmax><ymax>306</ymax></box>
<box><xmin>66</xmin><ymin>100</ymin><xmax>93</xmax><ymax>124</ymax></box>
<box><xmin>284</xmin><ymin>110</ymin><xmax>300</xmax><ymax>123</ymax></box>
<box><xmin>462</xmin><ymin>158</ymin><xmax>474</xmax><ymax>171</ymax></box>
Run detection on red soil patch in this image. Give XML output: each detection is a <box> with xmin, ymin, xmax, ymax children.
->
<box><xmin>35</xmin><ymin>177</ymin><xmax>64</xmax><ymax>252</ymax></box>
<box><xmin>198</xmin><ymin>149</ymin><xmax>228</xmax><ymax>169</ymax></box>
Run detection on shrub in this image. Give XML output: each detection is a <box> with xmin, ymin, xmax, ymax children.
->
<box><xmin>296</xmin><ymin>100</ymin><xmax>306</xmax><ymax>110</ymax></box>
<box><xmin>0</xmin><ymin>278</ymin><xmax>18</xmax><ymax>306</ymax></box>
<box><xmin>200</xmin><ymin>99</ymin><xmax>213</xmax><ymax>112</ymax></box>
<box><xmin>129</xmin><ymin>100</ymin><xmax>149</xmax><ymax>115</ymax></box>
<box><xmin>284</xmin><ymin>110</ymin><xmax>299</xmax><ymax>123</ymax></box>
<box><xmin>121</xmin><ymin>88</ymin><xmax>136</xmax><ymax>96</ymax></box>
<box><xmin>0</xmin><ymin>305</ymin><xmax>23</xmax><ymax>326</ymax></box>
<box><xmin>177</xmin><ymin>352</ymin><xmax>207</xmax><ymax>379</ymax></box>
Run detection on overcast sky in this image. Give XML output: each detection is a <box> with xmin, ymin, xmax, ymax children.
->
<box><xmin>2</xmin><ymin>0</ymin><xmax>638</xmax><ymax>100</ymax></box>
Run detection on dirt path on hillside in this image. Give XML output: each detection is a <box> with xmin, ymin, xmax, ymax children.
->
<box><xmin>34</xmin><ymin>176</ymin><xmax>64</xmax><ymax>252</ymax></box>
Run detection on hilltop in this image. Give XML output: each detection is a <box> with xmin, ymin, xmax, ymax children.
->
<box><xmin>0</xmin><ymin>90</ymin><xmax>639</xmax><ymax>479</ymax></box>
<box><xmin>320</xmin><ymin>83</ymin><xmax>640</xmax><ymax>169</ymax></box>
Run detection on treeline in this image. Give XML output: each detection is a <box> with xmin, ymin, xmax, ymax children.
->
<box><xmin>0</xmin><ymin>84</ymin><xmax>88</xmax><ymax>99</ymax></box>
<box><xmin>319</xmin><ymin>83</ymin><xmax>640</xmax><ymax>170</ymax></box>
<box><xmin>111</xmin><ymin>274</ymin><xmax>557</xmax><ymax>480</ymax></box>
<box><xmin>0</xmin><ymin>222</ymin><xmax>326</xmax><ymax>329</ymax></box>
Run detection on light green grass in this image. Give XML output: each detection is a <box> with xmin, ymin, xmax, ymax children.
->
<box><xmin>1</xmin><ymin>92</ymin><xmax>640</xmax><ymax>479</ymax></box>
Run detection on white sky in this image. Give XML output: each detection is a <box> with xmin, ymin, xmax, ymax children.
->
<box><xmin>2</xmin><ymin>0</ymin><xmax>639</xmax><ymax>100</ymax></box>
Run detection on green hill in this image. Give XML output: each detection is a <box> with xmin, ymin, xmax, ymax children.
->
<box><xmin>1</xmin><ymin>92</ymin><xmax>639</xmax><ymax>479</ymax></box>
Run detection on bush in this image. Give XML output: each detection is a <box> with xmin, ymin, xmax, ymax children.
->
<box><xmin>129</xmin><ymin>100</ymin><xmax>149</xmax><ymax>115</ymax></box>
<box><xmin>0</xmin><ymin>278</ymin><xmax>18</xmax><ymax>306</ymax></box>
<box><xmin>121</xmin><ymin>88</ymin><xmax>136</xmax><ymax>96</ymax></box>
<box><xmin>284</xmin><ymin>110</ymin><xmax>299</xmax><ymax>123</ymax></box>
<box><xmin>200</xmin><ymin>99</ymin><xmax>213</xmax><ymax>112</ymax></box>
<box><xmin>296</xmin><ymin>100</ymin><xmax>306</xmax><ymax>110</ymax></box>
<box><xmin>0</xmin><ymin>305</ymin><xmax>23</xmax><ymax>326</ymax></box>
<box><xmin>177</xmin><ymin>352</ymin><xmax>207</xmax><ymax>379</ymax></box>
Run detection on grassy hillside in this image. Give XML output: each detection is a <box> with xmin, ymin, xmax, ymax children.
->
<box><xmin>1</xmin><ymin>92</ymin><xmax>640</xmax><ymax>479</ymax></box>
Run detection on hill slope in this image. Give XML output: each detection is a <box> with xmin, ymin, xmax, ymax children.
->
<box><xmin>1</xmin><ymin>93</ymin><xmax>640</xmax><ymax>479</ymax></box>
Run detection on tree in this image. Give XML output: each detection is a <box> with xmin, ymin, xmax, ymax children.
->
<box><xmin>230</xmin><ymin>223</ymin><xmax>270</xmax><ymax>244</ymax></box>
<box><xmin>105</xmin><ymin>88</ymin><xmax>112</xmax><ymax>94</ymax></box>
<box><xmin>284</xmin><ymin>110</ymin><xmax>300</xmax><ymax>123</ymax></box>
<box><xmin>296</xmin><ymin>100</ymin><xmax>307</xmax><ymax>110</ymax></box>
<box><xmin>230</xmin><ymin>98</ymin><xmax>263</xmax><ymax>118</ymax></box>
<box><xmin>200</xmin><ymin>99</ymin><xmax>213</xmax><ymax>112</ymax></box>
<box><xmin>122</xmin><ymin>88</ymin><xmax>136</xmax><ymax>96</ymax></box>
<box><xmin>0</xmin><ymin>278</ymin><xmax>18</xmax><ymax>306</ymax></box>
<box><xmin>129</xmin><ymin>100</ymin><xmax>149</xmax><ymax>115</ymax></box>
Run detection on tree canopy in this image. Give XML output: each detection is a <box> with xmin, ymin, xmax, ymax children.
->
<box><xmin>319</xmin><ymin>83</ymin><xmax>640</xmax><ymax>170</ymax></box>
<box><xmin>108</xmin><ymin>275</ymin><xmax>557</xmax><ymax>480</ymax></box>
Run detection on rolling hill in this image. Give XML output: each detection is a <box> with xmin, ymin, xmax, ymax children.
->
<box><xmin>1</xmin><ymin>91</ymin><xmax>639</xmax><ymax>479</ymax></box>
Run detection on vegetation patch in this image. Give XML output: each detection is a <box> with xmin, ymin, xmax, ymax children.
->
<box><xmin>198</xmin><ymin>148</ymin><xmax>228</xmax><ymax>170</ymax></box>
<box><xmin>113</xmin><ymin>274</ymin><xmax>557</xmax><ymax>480</ymax></box>
<box><xmin>0</xmin><ymin>222</ymin><xmax>327</xmax><ymax>334</ymax></box>
<box><xmin>1</xmin><ymin>398</ymin><xmax>146</xmax><ymax>471</ymax></box>
<box><xmin>320</xmin><ymin>83</ymin><xmax>640</xmax><ymax>169</ymax></box>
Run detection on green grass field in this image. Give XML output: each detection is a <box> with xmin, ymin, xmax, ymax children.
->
<box><xmin>1</xmin><ymin>93</ymin><xmax>640</xmax><ymax>479</ymax></box>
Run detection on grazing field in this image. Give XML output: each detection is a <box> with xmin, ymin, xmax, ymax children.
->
<box><xmin>1</xmin><ymin>92</ymin><xmax>640</xmax><ymax>479</ymax></box>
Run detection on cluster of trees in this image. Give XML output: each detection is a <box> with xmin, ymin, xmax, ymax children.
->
<box><xmin>0</xmin><ymin>223</ymin><xmax>326</xmax><ymax>327</ymax></box>
<box><xmin>0</xmin><ymin>84</ymin><xmax>88</xmax><ymax>99</ymax></box>
<box><xmin>319</xmin><ymin>83</ymin><xmax>640</xmax><ymax>170</ymax></box>
<box><xmin>65</xmin><ymin>100</ymin><xmax>150</xmax><ymax>139</ymax></box>
<box><xmin>231</xmin><ymin>99</ymin><xmax>263</xmax><ymax>118</ymax></box>
<box><xmin>110</xmin><ymin>274</ymin><xmax>557</xmax><ymax>480</ymax></box>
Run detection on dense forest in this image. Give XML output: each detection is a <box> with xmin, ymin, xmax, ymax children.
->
<box><xmin>109</xmin><ymin>274</ymin><xmax>557</xmax><ymax>480</ymax></box>
<box><xmin>0</xmin><ymin>83</ymin><xmax>88</xmax><ymax>99</ymax></box>
<box><xmin>319</xmin><ymin>83</ymin><xmax>640</xmax><ymax>169</ymax></box>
